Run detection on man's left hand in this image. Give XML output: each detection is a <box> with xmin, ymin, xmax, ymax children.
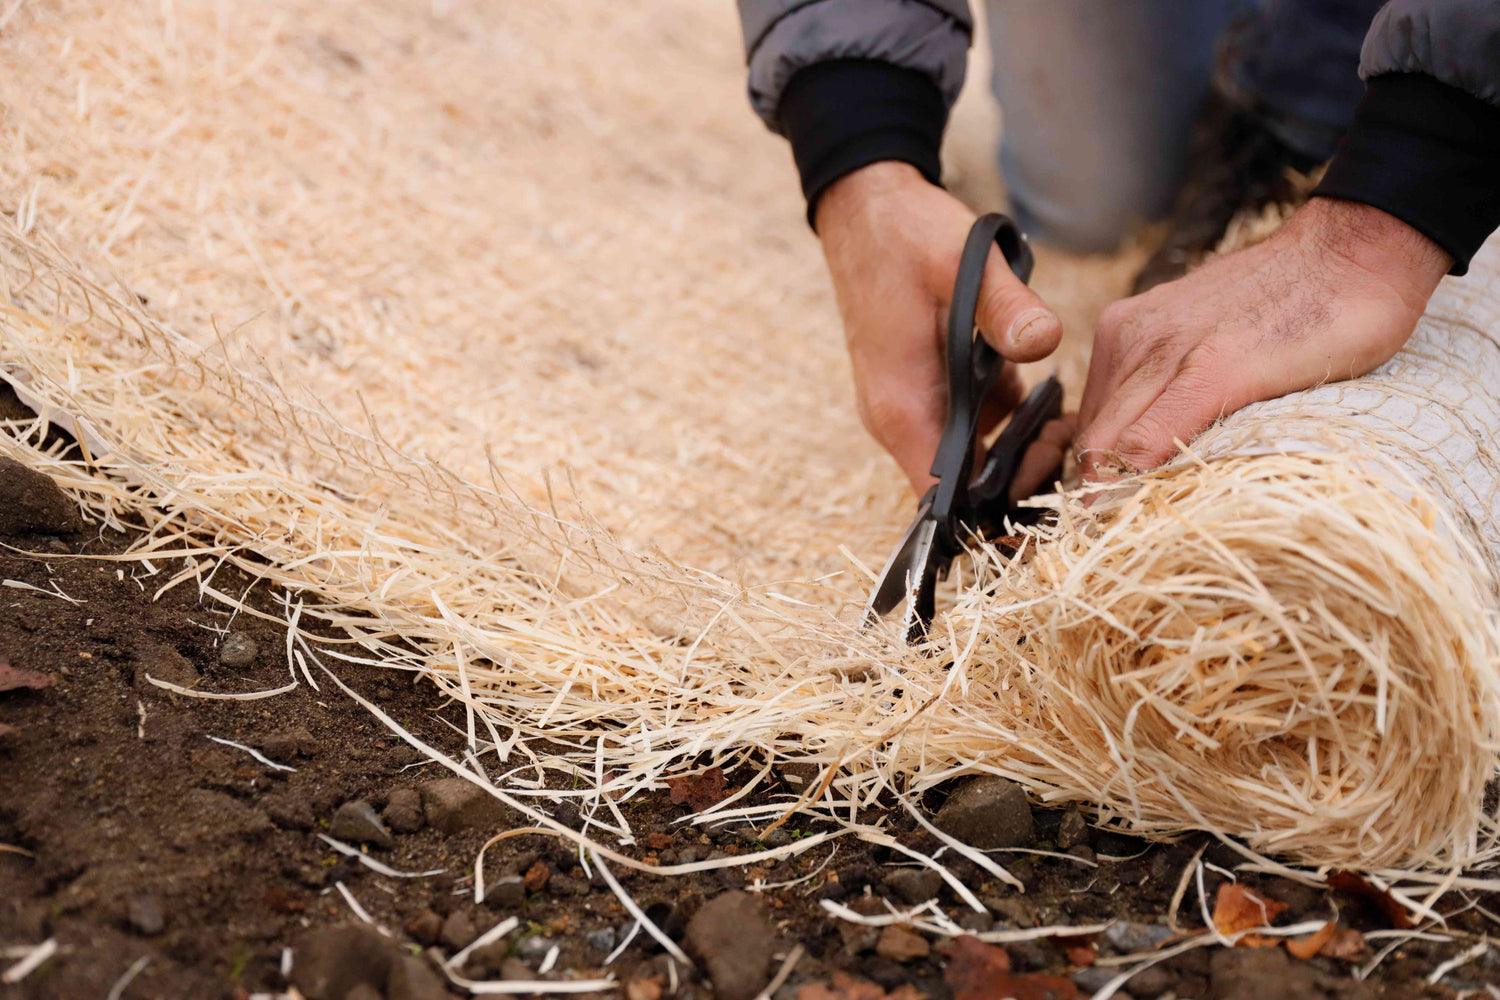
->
<box><xmin>1074</xmin><ymin>197</ymin><xmax>1453</xmax><ymax>481</ymax></box>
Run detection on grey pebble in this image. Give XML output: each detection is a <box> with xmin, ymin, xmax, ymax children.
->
<box><xmin>485</xmin><ymin>874</ymin><xmax>526</xmax><ymax>909</ymax></box>
<box><xmin>127</xmin><ymin>894</ymin><xmax>164</xmax><ymax>936</ymax></box>
<box><xmin>882</xmin><ymin>867</ymin><xmax>943</xmax><ymax>905</ymax></box>
<box><xmin>586</xmin><ymin>927</ymin><xmax>617</xmax><ymax>953</ymax></box>
<box><xmin>330</xmin><ymin>799</ymin><xmax>394</xmax><ymax>850</ymax></box>
<box><xmin>934</xmin><ymin>776</ymin><xmax>1034</xmax><ymax>849</ymax></box>
<box><xmin>1104</xmin><ymin>921</ymin><xmax>1175</xmax><ymax>954</ymax></box>
<box><xmin>517</xmin><ymin>935</ymin><xmax>554</xmax><ymax>964</ymax></box>
<box><xmin>1057</xmin><ymin>806</ymin><xmax>1089</xmax><ymax>849</ymax></box>
<box><xmin>383</xmin><ymin>787</ymin><xmax>425</xmax><ymax>833</ymax></box>
<box><xmin>219</xmin><ymin>631</ymin><xmax>259</xmax><ymax>667</ymax></box>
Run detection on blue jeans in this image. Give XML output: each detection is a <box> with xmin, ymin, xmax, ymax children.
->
<box><xmin>985</xmin><ymin>0</ymin><xmax>1383</xmax><ymax>251</ymax></box>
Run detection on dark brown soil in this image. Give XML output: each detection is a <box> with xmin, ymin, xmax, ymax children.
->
<box><xmin>1</xmin><ymin>455</ymin><xmax>1496</xmax><ymax>999</ymax></box>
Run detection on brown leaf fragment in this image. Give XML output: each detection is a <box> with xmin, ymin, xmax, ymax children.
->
<box><xmin>942</xmin><ymin>935</ymin><xmax>1079</xmax><ymax>1000</ymax></box>
<box><xmin>668</xmin><ymin>767</ymin><xmax>728</xmax><ymax>812</ymax></box>
<box><xmin>1318</xmin><ymin>927</ymin><xmax>1368</xmax><ymax>960</ymax></box>
<box><xmin>1327</xmin><ymin>871</ymin><xmax>1412</xmax><ymax>929</ymax></box>
<box><xmin>1065</xmin><ymin>944</ymin><xmax>1097</xmax><ymax>966</ymax></box>
<box><xmin>1285</xmin><ymin>920</ymin><xmax>1337</xmax><ymax>960</ymax></box>
<box><xmin>1212</xmin><ymin>883</ymin><xmax>1289</xmax><ymax>937</ymax></box>
<box><xmin>796</xmin><ymin>971</ymin><xmax>896</xmax><ymax>1000</ymax></box>
<box><xmin>0</xmin><ymin>656</ymin><xmax>53</xmax><ymax>692</ymax></box>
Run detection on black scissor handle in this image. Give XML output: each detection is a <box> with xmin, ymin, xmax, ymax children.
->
<box><xmin>927</xmin><ymin>214</ymin><xmax>1035</xmax><ymax>539</ymax></box>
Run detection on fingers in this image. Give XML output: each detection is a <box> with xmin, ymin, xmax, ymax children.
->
<box><xmin>1076</xmin><ymin>347</ymin><xmax>1234</xmax><ymax>480</ymax></box>
<box><xmin>931</xmin><ymin>244</ymin><xmax>1061</xmax><ymax>364</ymax></box>
<box><xmin>980</xmin><ymin>245</ymin><xmax>1063</xmax><ymax>362</ymax></box>
<box><xmin>1009</xmin><ymin>413</ymin><xmax>1077</xmax><ymax>502</ymax></box>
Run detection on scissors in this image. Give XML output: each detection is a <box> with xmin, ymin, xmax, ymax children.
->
<box><xmin>862</xmin><ymin>213</ymin><xmax>1064</xmax><ymax>643</ymax></box>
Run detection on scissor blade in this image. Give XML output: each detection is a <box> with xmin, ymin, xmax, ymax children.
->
<box><xmin>862</xmin><ymin>493</ymin><xmax>938</xmax><ymax>627</ymax></box>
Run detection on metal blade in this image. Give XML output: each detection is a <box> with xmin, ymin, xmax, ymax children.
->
<box><xmin>862</xmin><ymin>492</ymin><xmax>937</xmax><ymax>627</ymax></box>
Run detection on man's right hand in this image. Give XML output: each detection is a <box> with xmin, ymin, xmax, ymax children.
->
<box><xmin>814</xmin><ymin>162</ymin><xmax>1064</xmax><ymax>495</ymax></box>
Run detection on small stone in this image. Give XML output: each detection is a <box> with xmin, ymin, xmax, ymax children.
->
<box><xmin>934</xmin><ymin>776</ymin><xmax>1034</xmax><ymax>849</ymax></box>
<box><xmin>1103</xmin><ymin>921</ymin><xmax>1174</xmax><ymax>954</ymax></box>
<box><xmin>290</xmin><ymin>924</ymin><xmax>391</xmax><ymax>1000</ymax></box>
<box><xmin>881</xmin><ymin>867</ymin><xmax>943</xmax><ymax>905</ymax></box>
<box><xmin>465</xmin><ymin>941</ymin><xmax>512</xmax><ymax>978</ymax></box>
<box><xmin>761</xmin><ymin>827</ymin><xmax>791</xmax><ymax>848</ymax></box>
<box><xmin>1057</xmin><ymin>806</ymin><xmax>1089</xmax><ymax>850</ymax></box>
<box><xmin>1071</xmin><ymin>967</ymin><xmax>1120</xmax><ymax>993</ymax></box>
<box><xmin>44</xmin><ymin>538</ymin><xmax>69</xmax><ymax>554</ymax></box>
<box><xmin>645</xmin><ymin>832</ymin><xmax>674</xmax><ymax>850</ymax></box>
<box><xmin>126</xmin><ymin>894</ymin><xmax>164</xmax><ymax>936</ymax></box>
<box><xmin>420</xmin><ymin>778</ymin><xmax>510</xmax><ymax>834</ymax></box>
<box><xmin>523</xmin><ymin>861</ymin><xmax>551</xmax><ymax>892</ymax></box>
<box><xmin>956</xmin><ymin>911</ymin><xmax>994</xmax><ymax>934</ymax></box>
<box><xmin>383</xmin><ymin>787</ymin><xmax>425</xmax><ymax>833</ymax></box>
<box><xmin>517</xmin><ymin>935</ymin><xmax>554</xmax><ymax>964</ymax></box>
<box><xmin>440</xmin><ymin>910</ymin><xmax>478</xmax><ymax>950</ymax></box>
<box><xmin>219</xmin><ymin>631</ymin><xmax>259</xmax><ymax>668</ymax></box>
<box><xmin>1066</xmin><ymin>844</ymin><xmax>1096</xmax><ymax>867</ymax></box>
<box><xmin>261</xmin><ymin>726</ymin><xmax>319</xmax><ymax>760</ymax></box>
<box><xmin>387</xmin><ymin>952</ymin><xmax>450</xmax><ymax>1000</ymax></box>
<box><xmin>1127</xmin><ymin>963</ymin><xmax>1174</xmax><ymax>995</ymax></box>
<box><xmin>684</xmin><ymin>890</ymin><xmax>779</xmax><ymax>1000</ymax></box>
<box><xmin>549</xmin><ymin>873</ymin><xmax>586</xmax><ymax>897</ymax></box>
<box><xmin>500</xmin><ymin>958</ymin><xmax>533</xmax><ymax>980</ymax></box>
<box><xmin>407</xmin><ymin>911</ymin><xmax>444</xmax><ymax>946</ymax></box>
<box><xmin>0</xmin><ymin>456</ymin><xmax>82</xmax><ymax>536</ymax></box>
<box><xmin>485</xmin><ymin>874</ymin><xmax>526</xmax><ymax>909</ymax></box>
<box><xmin>586</xmin><ymin>927</ymin><xmax>617</xmax><ymax>953</ymax></box>
<box><xmin>330</xmin><ymin>800</ymin><xmax>394</xmax><ymax>850</ymax></box>
<box><xmin>982</xmin><ymin>893</ymin><xmax>1035</xmax><ymax>927</ymax></box>
<box><xmin>875</xmin><ymin>925</ymin><xmax>930</xmax><ymax>963</ymax></box>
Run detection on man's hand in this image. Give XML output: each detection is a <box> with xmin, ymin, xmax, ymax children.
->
<box><xmin>816</xmin><ymin>162</ymin><xmax>1063</xmax><ymax>494</ymax></box>
<box><xmin>1075</xmin><ymin>197</ymin><xmax>1453</xmax><ymax>480</ymax></box>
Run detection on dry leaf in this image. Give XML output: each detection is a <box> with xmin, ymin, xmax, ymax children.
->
<box><xmin>1212</xmin><ymin>883</ymin><xmax>1289</xmax><ymax>937</ymax></box>
<box><xmin>1319</xmin><ymin>928</ymin><xmax>1368</xmax><ymax>960</ymax></box>
<box><xmin>668</xmin><ymin>767</ymin><xmax>728</xmax><ymax>812</ymax></box>
<box><xmin>1286</xmin><ymin>920</ymin><xmax>1337</xmax><ymax>960</ymax></box>
<box><xmin>797</xmin><ymin>971</ymin><xmax>918</xmax><ymax>1000</ymax></box>
<box><xmin>1065</xmin><ymin>944</ymin><xmax>1097</xmax><ymax>966</ymax></box>
<box><xmin>0</xmin><ymin>656</ymin><xmax>53</xmax><ymax>693</ymax></box>
<box><xmin>1327</xmin><ymin>871</ymin><xmax>1412</xmax><ymax>929</ymax></box>
<box><xmin>942</xmin><ymin>935</ymin><xmax>1079</xmax><ymax>1000</ymax></box>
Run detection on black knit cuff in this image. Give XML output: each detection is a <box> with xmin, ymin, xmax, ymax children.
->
<box><xmin>1315</xmin><ymin>73</ymin><xmax>1500</xmax><ymax>276</ymax></box>
<box><xmin>778</xmin><ymin>60</ymin><xmax>949</xmax><ymax>228</ymax></box>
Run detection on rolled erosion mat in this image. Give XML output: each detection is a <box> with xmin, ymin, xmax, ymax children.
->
<box><xmin>943</xmin><ymin>234</ymin><xmax>1500</xmax><ymax>871</ymax></box>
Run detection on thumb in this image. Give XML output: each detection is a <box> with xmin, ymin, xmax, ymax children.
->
<box><xmin>974</xmin><ymin>246</ymin><xmax>1062</xmax><ymax>363</ymax></box>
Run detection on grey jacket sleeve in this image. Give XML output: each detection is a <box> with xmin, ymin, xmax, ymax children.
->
<box><xmin>1361</xmin><ymin>0</ymin><xmax>1500</xmax><ymax>107</ymax></box>
<box><xmin>737</xmin><ymin>0</ymin><xmax>972</xmax><ymax>133</ymax></box>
